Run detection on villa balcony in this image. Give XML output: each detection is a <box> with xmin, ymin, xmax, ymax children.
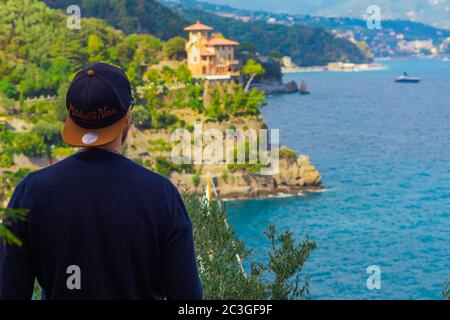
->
<box><xmin>227</xmin><ymin>59</ymin><xmax>240</xmax><ymax>65</ymax></box>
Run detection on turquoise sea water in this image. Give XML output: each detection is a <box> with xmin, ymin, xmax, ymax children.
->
<box><xmin>226</xmin><ymin>59</ymin><xmax>450</xmax><ymax>299</ymax></box>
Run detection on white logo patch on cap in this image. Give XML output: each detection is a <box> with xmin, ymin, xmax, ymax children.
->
<box><xmin>82</xmin><ymin>132</ymin><xmax>99</xmax><ymax>145</ymax></box>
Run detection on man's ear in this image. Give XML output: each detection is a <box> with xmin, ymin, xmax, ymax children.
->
<box><xmin>126</xmin><ymin>110</ymin><xmax>131</xmax><ymax>124</ymax></box>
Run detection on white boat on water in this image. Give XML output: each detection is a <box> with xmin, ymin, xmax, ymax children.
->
<box><xmin>395</xmin><ymin>72</ymin><xmax>420</xmax><ymax>83</ymax></box>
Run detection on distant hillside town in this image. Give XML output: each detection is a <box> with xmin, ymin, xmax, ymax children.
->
<box><xmin>165</xmin><ymin>0</ymin><xmax>450</xmax><ymax>59</ymax></box>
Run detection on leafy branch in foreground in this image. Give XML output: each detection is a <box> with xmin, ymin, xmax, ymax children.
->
<box><xmin>264</xmin><ymin>225</ymin><xmax>316</xmax><ymax>299</ymax></box>
<box><xmin>32</xmin><ymin>195</ymin><xmax>314</xmax><ymax>300</ymax></box>
<box><xmin>184</xmin><ymin>195</ymin><xmax>316</xmax><ymax>300</ymax></box>
<box><xmin>0</xmin><ymin>207</ymin><xmax>28</xmax><ymax>246</ymax></box>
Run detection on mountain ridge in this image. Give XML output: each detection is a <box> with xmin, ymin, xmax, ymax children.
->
<box><xmin>182</xmin><ymin>0</ymin><xmax>450</xmax><ymax>30</ymax></box>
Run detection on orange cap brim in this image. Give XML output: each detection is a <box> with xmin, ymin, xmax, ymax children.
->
<box><xmin>62</xmin><ymin>113</ymin><xmax>128</xmax><ymax>147</ymax></box>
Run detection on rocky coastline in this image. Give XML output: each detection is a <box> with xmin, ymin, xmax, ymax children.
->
<box><xmin>125</xmin><ymin>113</ymin><xmax>323</xmax><ymax>201</ymax></box>
<box><xmin>170</xmin><ymin>152</ymin><xmax>323</xmax><ymax>200</ymax></box>
<box><xmin>251</xmin><ymin>80</ymin><xmax>300</xmax><ymax>95</ymax></box>
<box><xmin>3</xmin><ymin>112</ymin><xmax>322</xmax><ymax>202</ymax></box>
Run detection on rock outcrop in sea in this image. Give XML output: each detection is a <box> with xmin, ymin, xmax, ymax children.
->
<box><xmin>251</xmin><ymin>80</ymin><xmax>299</xmax><ymax>95</ymax></box>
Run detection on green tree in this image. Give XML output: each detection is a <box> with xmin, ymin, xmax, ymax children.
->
<box><xmin>206</xmin><ymin>90</ymin><xmax>226</xmax><ymax>121</ymax></box>
<box><xmin>242</xmin><ymin>59</ymin><xmax>265</xmax><ymax>92</ymax></box>
<box><xmin>87</xmin><ymin>34</ymin><xmax>105</xmax><ymax>62</ymax></box>
<box><xmin>144</xmin><ymin>69</ymin><xmax>162</xmax><ymax>84</ymax></box>
<box><xmin>54</xmin><ymin>82</ymin><xmax>70</xmax><ymax>122</ymax></box>
<box><xmin>0</xmin><ymin>93</ymin><xmax>16</xmax><ymax>113</ymax></box>
<box><xmin>32</xmin><ymin>120</ymin><xmax>64</xmax><ymax>161</ymax></box>
<box><xmin>0</xmin><ymin>153</ymin><xmax>14</xmax><ymax>168</ymax></box>
<box><xmin>184</xmin><ymin>195</ymin><xmax>316</xmax><ymax>299</ymax></box>
<box><xmin>13</xmin><ymin>132</ymin><xmax>47</xmax><ymax>157</ymax></box>
<box><xmin>144</xmin><ymin>86</ymin><xmax>161</xmax><ymax>111</ymax></box>
<box><xmin>237</xmin><ymin>42</ymin><xmax>257</xmax><ymax>57</ymax></box>
<box><xmin>269</xmin><ymin>50</ymin><xmax>283</xmax><ymax>60</ymax></box>
<box><xmin>0</xmin><ymin>168</ymin><xmax>31</xmax><ymax>205</ymax></box>
<box><xmin>0</xmin><ymin>208</ymin><xmax>28</xmax><ymax>246</ymax></box>
<box><xmin>244</xmin><ymin>88</ymin><xmax>266</xmax><ymax>115</ymax></box>
<box><xmin>131</xmin><ymin>105</ymin><xmax>151</xmax><ymax>129</ymax></box>
<box><xmin>0</xmin><ymin>77</ymin><xmax>18</xmax><ymax>99</ymax></box>
<box><xmin>152</xmin><ymin>112</ymin><xmax>178</xmax><ymax>129</ymax></box>
<box><xmin>163</xmin><ymin>36</ymin><xmax>187</xmax><ymax>60</ymax></box>
<box><xmin>192</xmin><ymin>173</ymin><xmax>201</xmax><ymax>188</ymax></box>
<box><xmin>175</xmin><ymin>64</ymin><xmax>192</xmax><ymax>83</ymax></box>
<box><xmin>161</xmin><ymin>65</ymin><xmax>176</xmax><ymax>84</ymax></box>
<box><xmin>187</xmin><ymin>85</ymin><xmax>204</xmax><ymax>113</ymax></box>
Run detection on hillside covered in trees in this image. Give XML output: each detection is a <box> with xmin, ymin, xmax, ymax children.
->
<box><xmin>0</xmin><ymin>0</ymin><xmax>166</xmax><ymax>99</ymax></box>
<box><xmin>167</xmin><ymin>4</ymin><xmax>371</xmax><ymax>66</ymax></box>
<box><xmin>42</xmin><ymin>0</ymin><xmax>187</xmax><ymax>40</ymax></box>
<box><xmin>43</xmin><ymin>0</ymin><xmax>370</xmax><ymax>66</ymax></box>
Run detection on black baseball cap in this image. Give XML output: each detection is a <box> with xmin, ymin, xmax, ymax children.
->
<box><xmin>62</xmin><ymin>62</ymin><xmax>132</xmax><ymax>147</ymax></box>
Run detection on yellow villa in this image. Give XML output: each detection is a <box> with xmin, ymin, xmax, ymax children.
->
<box><xmin>184</xmin><ymin>20</ymin><xmax>240</xmax><ymax>80</ymax></box>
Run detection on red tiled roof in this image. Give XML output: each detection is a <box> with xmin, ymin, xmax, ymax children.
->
<box><xmin>205</xmin><ymin>37</ymin><xmax>240</xmax><ymax>46</ymax></box>
<box><xmin>184</xmin><ymin>20</ymin><xmax>214</xmax><ymax>31</ymax></box>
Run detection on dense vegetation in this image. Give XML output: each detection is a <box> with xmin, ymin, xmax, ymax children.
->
<box><xmin>39</xmin><ymin>0</ymin><xmax>371</xmax><ymax>66</ymax></box>
<box><xmin>185</xmin><ymin>196</ymin><xmax>316</xmax><ymax>299</ymax></box>
<box><xmin>0</xmin><ymin>0</ymin><xmax>173</xmax><ymax>99</ymax></box>
<box><xmin>0</xmin><ymin>0</ymin><xmax>264</xmax><ymax>110</ymax></box>
<box><xmin>42</xmin><ymin>0</ymin><xmax>186</xmax><ymax>40</ymax></box>
<box><xmin>168</xmin><ymin>7</ymin><xmax>369</xmax><ymax>66</ymax></box>
<box><xmin>0</xmin><ymin>207</ymin><xmax>28</xmax><ymax>246</ymax></box>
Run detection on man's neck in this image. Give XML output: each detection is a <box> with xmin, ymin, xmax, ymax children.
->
<box><xmin>80</xmin><ymin>137</ymin><xmax>123</xmax><ymax>155</ymax></box>
<box><xmin>96</xmin><ymin>146</ymin><xmax>122</xmax><ymax>155</ymax></box>
<box><xmin>79</xmin><ymin>147</ymin><xmax>122</xmax><ymax>155</ymax></box>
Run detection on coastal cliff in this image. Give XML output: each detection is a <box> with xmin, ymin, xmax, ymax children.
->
<box><xmin>125</xmin><ymin>111</ymin><xmax>322</xmax><ymax>200</ymax></box>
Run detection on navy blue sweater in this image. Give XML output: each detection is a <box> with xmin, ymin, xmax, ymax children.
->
<box><xmin>0</xmin><ymin>149</ymin><xmax>202</xmax><ymax>300</ymax></box>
